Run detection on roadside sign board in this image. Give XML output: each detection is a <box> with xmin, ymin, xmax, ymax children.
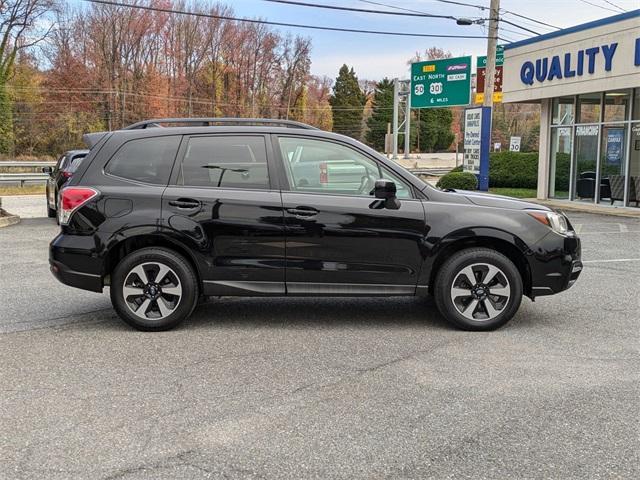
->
<box><xmin>509</xmin><ymin>136</ymin><xmax>521</xmax><ymax>152</ymax></box>
<box><xmin>410</xmin><ymin>56</ymin><xmax>472</xmax><ymax>108</ymax></box>
<box><xmin>475</xmin><ymin>66</ymin><xmax>503</xmax><ymax>103</ymax></box>
<box><xmin>475</xmin><ymin>46</ymin><xmax>504</xmax><ymax>104</ymax></box>
<box><xmin>463</xmin><ymin>107</ymin><xmax>483</xmax><ymax>174</ymax></box>
<box><xmin>476</xmin><ymin>45</ymin><xmax>504</xmax><ymax>68</ymax></box>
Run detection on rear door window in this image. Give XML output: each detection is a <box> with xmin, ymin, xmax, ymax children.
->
<box><xmin>178</xmin><ymin>136</ymin><xmax>269</xmax><ymax>189</ymax></box>
<box><xmin>105</xmin><ymin>136</ymin><xmax>180</xmax><ymax>185</ymax></box>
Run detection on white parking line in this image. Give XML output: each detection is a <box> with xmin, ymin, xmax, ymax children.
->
<box><xmin>582</xmin><ymin>258</ymin><xmax>640</xmax><ymax>264</ymax></box>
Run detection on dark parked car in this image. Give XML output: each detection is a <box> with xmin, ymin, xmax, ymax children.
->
<box><xmin>49</xmin><ymin>118</ymin><xmax>582</xmax><ymax>331</ymax></box>
<box><xmin>43</xmin><ymin>149</ymin><xmax>89</xmax><ymax>218</ymax></box>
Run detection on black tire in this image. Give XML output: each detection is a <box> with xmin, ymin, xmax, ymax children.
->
<box><xmin>110</xmin><ymin>247</ymin><xmax>198</xmax><ymax>331</ymax></box>
<box><xmin>434</xmin><ymin>247</ymin><xmax>523</xmax><ymax>331</ymax></box>
<box><xmin>47</xmin><ymin>206</ymin><xmax>56</xmax><ymax>218</ymax></box>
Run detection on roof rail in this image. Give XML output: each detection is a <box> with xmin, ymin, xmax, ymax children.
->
<box><xmin>123</xmin><ymin>118</ymin><xmax>318</xmax><ymax>130</ymax></box>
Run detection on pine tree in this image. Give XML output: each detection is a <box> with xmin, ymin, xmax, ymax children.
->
<box><xmin>365</xmin><ymin>78</ymin><xmax>394</xmax><ymax>151</ymax></box>
<box><xmin>329</xmin><ymin>65</ymin><xmax>366</xmax><ymax>140</ymax></box>
<box><xmin>415</xmin><ymin>108</ymin><xmax>455</xmax><ymax>152</ymax></box>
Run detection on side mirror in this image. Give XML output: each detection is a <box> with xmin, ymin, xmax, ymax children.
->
<box><xmin>373</xmin><ymin>179</ymin><xmax>396</xmax><ymax>199</ymax></box>
<box><xmin>42</xmin><ymin>166</ymin><xmax>53</xmax><ymax>175</ymax></box>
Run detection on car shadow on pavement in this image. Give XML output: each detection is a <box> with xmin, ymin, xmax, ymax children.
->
<box><xmin>182</xmin><ymin>296</ymin><xmax>453</xmax><ymax>331</ymax></box>
<box><xmin>85</xmin><ymin>296</ymin><xmax>455</xmax><ymax>332</ymax></box>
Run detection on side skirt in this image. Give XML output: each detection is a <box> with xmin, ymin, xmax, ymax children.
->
<box><xmin>203</xmin><ymin>281</ymin><xmax>424</xmax><ymax>297</ymax></box>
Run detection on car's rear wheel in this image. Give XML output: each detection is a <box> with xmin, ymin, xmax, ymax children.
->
<box><xmin>434</xmin><ymin>248</ymin><xmax>523</xmax><ymax>331</ymax></box>
<box><xmin>110</xmin><ymin>247</ymin><xmax>198</xmax><ymax>331</ymax></box>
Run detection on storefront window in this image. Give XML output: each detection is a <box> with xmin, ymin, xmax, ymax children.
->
<box><xmin>598</xmin><ymin>125</ymin><xmax>627</xmax><ymax>205</ymax></box>
<box><xmin>633</xmin><ymin>89</ymin><xmax>640</xmax><ymax>121</ymax></box>
<box><xmin>552</xmin><ymin>97</ymin><xmax>574</xmax><ymax>125</ymax></box>
<box><xmin>573</xmin><ymin>125</ymin><xmax>599</xmax><ymax>201</ymax></box>
<box><xmin>549</xmin><ymin>127</ymin><xmax>572</xmax><ymax>199</ymax></box>
<box><xmin>577</xmin><ymin>93</ymin><xmax>601</xmax><ymax>123</ymax></box>
<box><xmin>627</xmin><ymin>123</ymin><xmax>640</xmax><ymax>207</ymax></box>
<box><xmin>604</xmin><ymin>90</ymin><xmax>630</xmax><ymax>122</ymax></box>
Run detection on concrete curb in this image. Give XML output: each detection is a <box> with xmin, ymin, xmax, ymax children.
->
<box><xmin>524</xmin><ymin>199</ymin><xmax>640</xmax><ymax>218</ymax></box>
<box><xmin>0</xmin><ymin>212</ymin><xmax>21</xmax><ymax>228</ymax></box>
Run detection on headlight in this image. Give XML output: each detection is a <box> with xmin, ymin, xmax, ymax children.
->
<box><xmin>527</xmin><ymin>211</ymin><xmax>569</xmax><ymax>234</ymax></box>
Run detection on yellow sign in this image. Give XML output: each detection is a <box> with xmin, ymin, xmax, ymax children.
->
<box><xmin>422</xmin><ymin>64</ymin><xmax>436</xmax><ymax>73</ymax></box>
<box><xmin>475</xmin><ymin>92</ymin><xmax>503</xmax><ymax>104</ymax></box>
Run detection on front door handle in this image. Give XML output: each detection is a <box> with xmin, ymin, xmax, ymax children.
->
<box><xmin>168</xmin><ymin>198</ymin><xmax>201</xmax><ymax>209</ymax></box>
<box><xmin>286</xmin><ymin>206</ymin><xmax>319</xmax><ymax>217</ymax></box>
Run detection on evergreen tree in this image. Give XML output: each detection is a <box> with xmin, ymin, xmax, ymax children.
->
<box><xmin>414</xmin><ymin>108</ymin><xmax>455</xmax><ymax>152</ymax></box>
<box><xmin>365</xmin><ymin>78</ymin><xmax>394</xmax><ymax>151</ymax></box>
<box><xmin>329</xmin><ymin>65</ymin><xmax>366</xmax><ymax>139</ymax></box>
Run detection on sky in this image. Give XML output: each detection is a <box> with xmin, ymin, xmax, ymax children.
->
<box><xmin>229</xmin><ymin>0</ymin><xmax>640</xmax><ymax>81</ymax></box>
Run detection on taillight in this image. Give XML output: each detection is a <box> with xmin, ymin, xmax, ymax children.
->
<box><xmin>58</xmin><ymin>187</ymin><xmax>99</xmax><ymax>225</ymax></box>
<box><xmin>61</xmin><ymin>171</ymin><xmax>73</xmax><ymax>179</ymax></box>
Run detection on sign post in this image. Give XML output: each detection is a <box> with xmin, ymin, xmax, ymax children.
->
<box><xmin>410</xmin><ymin>56</ymin><xmax>472</xmax><ymax>108</ymax></box>
<box><xmin>509</xmin><ymin>136</ymin><xmax>521</xmax><ymax>152</ymax></box>
<box><xmin>464</xmin><ymin>107</ymin><xmax>491</xmax><ymax>191</ymax></box>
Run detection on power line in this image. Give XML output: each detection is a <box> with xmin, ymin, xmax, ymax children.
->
<box><xmin>500</xmin><ymin>10</ymin><xmax>560</xmax><ymax>30</ymax></box>
<box><xmin>359</xmin><ymin>0</ymin><xmax>481</xmax><ymax>18</ymax></box>
<box><xmin>428</xmin><ymin>0</ymin><xmax>489</xmax><ymax>9</ymax></box>
<box><xmin>262</xmin><ymin>0</ymin><xmax>457</xmax><ymax>20</ymax></box>
<box><xmin>576</xmin><ymin>0</ymin><xmax>622</xmax><ymax>13</ymax></box>
<box><xmin>367</xmin><ymin>0</ymin><xmax>542</xmax><ymax>37</ymax></box>
<box><xmin>600</xmin><ymin>0</ymin><xmax>627</xmax><ymax>12</ymax></box>
<box><xmin>81</xmin><ymin>0</ymin><xmax>492</xmax><ymax>39</ymax></box>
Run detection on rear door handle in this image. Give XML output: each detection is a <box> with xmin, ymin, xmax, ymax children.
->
<box><xmin>168</xmin><ymin>198</ymin><xmax>201</xmax><ymax>209</ymax></box>
<box><xmin>286</xmin><ymin>206</ymin><xmax>319</xmax><ymax>217</ymax></box>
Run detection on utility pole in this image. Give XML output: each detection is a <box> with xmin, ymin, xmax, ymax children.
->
<box><xmin>474</xmin><ymin>0</ymin><xmax>500</xmax><ymax>191</ymax></box>
<box><xmin>484</xmin><ymin>0</ymin><xmax>500</xmax><ymax>110</ymax></box>
<box><xmin>392</xmin><ymin>78</ymin><xmax>399</xmax><ymax>159</ymax></box>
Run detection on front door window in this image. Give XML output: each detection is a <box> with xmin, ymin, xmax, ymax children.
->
<box><xmin>277</xmin><ymin>137</ymin><xmax>412</xmax><ymax>198</ymax></box>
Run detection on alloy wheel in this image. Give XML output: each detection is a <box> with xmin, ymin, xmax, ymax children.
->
<box><xmin>122</xmin><ymin>262</ymin><xmax>182</xmax><ymax>320</ymax></box>
<box><xmin>450</xmin><ymin>262</ymin><xmax>511</xmax><ymax>321</ymax></box>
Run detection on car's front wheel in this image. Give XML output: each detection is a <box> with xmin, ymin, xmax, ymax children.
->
<box><xmin>434</xmin><ymin>248</ymin><xmax>523</xmax><ymax>331</ymax></box>
<box><xmin>110</xmin><ymin>247</ymin><xmax>198</xmax><ymax>331</ymax></box>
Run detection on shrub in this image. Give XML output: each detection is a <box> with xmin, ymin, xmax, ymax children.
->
<box><xmin>436</xmin><ymin>171</ymin><xmax>478</xmax><ymax>190</ymax></box>
<box><xmin>488</xmin><ymin>151</ymin><xmax>538</xmax><ymax>188</ymax></box>
<box><xmin>447</xmin><ymin>152</ymin><xmax>539</xmax><ymax>188</ymax></box>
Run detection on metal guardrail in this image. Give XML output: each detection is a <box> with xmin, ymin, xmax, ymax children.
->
<box><xmin>0</xmin><ymin>161</ymin><xmax>450</xmax><ymax>187</ymax></box>
<box><xmin>0</xmin><ymin>173</ymin><xmax>49</xmax><ymax>186</ymax></box>
<box><xmin>0</xmin><ymin>161</ymin><xmax>55</xmax><ymax>186</ymax></box>
<box><xmin>408</xmin><ymin>168</ymin><xmax>452</xmax><ymax>176</ymax></box>
<box><xmin>0</xmin><ymin>161</ymin><xmax>55</xmax><ymax>168</ymax></box>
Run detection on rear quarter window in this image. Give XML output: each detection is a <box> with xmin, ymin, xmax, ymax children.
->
<box><xmin>105</xmin><ymin>136</ymin><xmax>180</xmax><ymax>185</ymax></box>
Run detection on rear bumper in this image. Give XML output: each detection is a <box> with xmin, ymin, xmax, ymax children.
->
<box><xmin>529</xmin><ymin>231</ymin><xmax>582</xmax><ymax>298</ymax></box>
<box><xmin>50</xmin><ymin>259</ymin><xmax>103</xmax><ymax>292</ymax></box>
<box><xmin>49</xmin><ymin>233</ymin><xmax>104</xmax><ymax>293</ymax></box>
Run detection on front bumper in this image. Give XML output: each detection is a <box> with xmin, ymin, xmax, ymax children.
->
<box><xmin>529</xmin><ymin>231</ymin><xmax>582</xmax><ymax>298</ymax></box>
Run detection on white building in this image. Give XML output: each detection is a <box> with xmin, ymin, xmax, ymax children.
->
<box><xmin>502</xmin><ymin>10</ymin><xmax>640</xmax><ymax>208</ymax></box>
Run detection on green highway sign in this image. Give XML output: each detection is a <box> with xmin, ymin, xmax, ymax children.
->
<box><xmin>410</xmin><ymin>56</ymin><xmax>472</xmax><ymax>108</ymax></box>
<box><xmin>476</xmin><ymin>45</ymin><xmax>505</xmax><ymax>67</ymax></box>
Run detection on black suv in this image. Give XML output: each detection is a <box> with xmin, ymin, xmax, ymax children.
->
<box><xmin>43</xmin><ymin>149</ymin><xmax>89</xmax><ymax>218</ymax></box>
<box><xmin>50</xmin><ymin>118</ymin><xmax>582</xmax><ymax>331</ymax></box>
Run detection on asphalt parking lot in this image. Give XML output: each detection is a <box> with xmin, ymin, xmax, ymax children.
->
<box><xmin>1</xmin><ymin>207</ymin><xmax>639</xmax><ymax>479</ymax></box>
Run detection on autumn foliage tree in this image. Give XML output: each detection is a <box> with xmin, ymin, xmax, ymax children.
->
<box><xmin>4</xmin><ymin>0</ymin><xmax>327</xmax><ymax>156</ymax></box>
